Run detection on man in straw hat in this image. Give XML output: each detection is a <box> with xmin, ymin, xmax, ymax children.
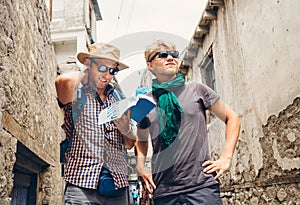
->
<box><xmin>55</xmin><ymin>42</ymin><xmax>135</xmax><ymax>204</ymax></box>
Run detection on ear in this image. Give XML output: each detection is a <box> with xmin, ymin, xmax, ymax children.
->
<box><xmin>83</xmin><ymin>58</ymin><xmax>90</xmax><ymax>68</ymax></box>
<box><xmin>147</xmin><ymin>62</ymin><xmax>156</xmax><ymax>76</ymax></box>
<box><xmin>147</xmin><ymin>61</ymin><xmax>153</xmax><ymax>71</ymax></box>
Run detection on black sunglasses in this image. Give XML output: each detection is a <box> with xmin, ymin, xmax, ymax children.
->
<box><xmin>90</xmin><ymin>58</ymin><xmax>119</xmax><ymax>75</ymax></box>
<box><xmin>148</xmin><ymin>50</ymin><xmax>179</xmax><ymax>62</ymax></box>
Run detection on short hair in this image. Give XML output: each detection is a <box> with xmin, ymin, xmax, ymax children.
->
<box><xmin>144</xmin><ymin>40</ymin><xmax>176</xmax><ymax>62</ymax></box>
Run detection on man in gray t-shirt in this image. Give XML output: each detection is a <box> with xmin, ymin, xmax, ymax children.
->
<box><xmin>136</xmin><ymin>40</ymin><xmax>241</xmax><ymax>204</ymax></box>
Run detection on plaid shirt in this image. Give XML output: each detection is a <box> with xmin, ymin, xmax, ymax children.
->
<box><xmin>61</xmin><ymin>85</ymin><xmax>128</xmax><ymax>189</ymax></box>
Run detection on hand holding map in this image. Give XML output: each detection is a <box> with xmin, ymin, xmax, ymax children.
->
<box><xmin>99</xmin><ymin>95</ymin><xmax>156</xmax><ymax>124</ymax></box>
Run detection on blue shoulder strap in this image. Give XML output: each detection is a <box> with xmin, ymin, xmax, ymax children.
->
<box><xmin>60</xmin><ymin>88</ymin><xmax>86</xmax><ymax>164</ymax></box>
<box><xmin>67</xmin><ymin>88</ymin><xmax>87</xmax><ymax>151</ymax></box>
<box><xmin>60</xmin><ymin>87</ymin><xmax>86</xmax><ymax>175</ymax></box>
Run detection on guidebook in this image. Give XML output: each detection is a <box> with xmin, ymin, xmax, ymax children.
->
<box><xmin>98</xmin><ymin>94</ymin><xmax>156</xmax><ymax>124</ymax></box>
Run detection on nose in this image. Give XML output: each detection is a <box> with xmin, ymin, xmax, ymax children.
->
<box><xmin>101</xmin><ymin>69</ymin><xmax>111</xmax><ymax>77</ymax></box>
<box><xmin>166</xmin><ymin>54</ymin><xmax>175</xmax><ymax>60</ymax></box>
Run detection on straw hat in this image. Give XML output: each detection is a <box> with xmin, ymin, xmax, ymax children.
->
<box><xmin>77</xmin><ymin>43</ymin><xmax>129</xmax><ymax>70</ymax></box>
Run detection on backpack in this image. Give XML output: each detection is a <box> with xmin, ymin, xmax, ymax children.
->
<box><xmin>59</xmin><ymin>87</ymin><xmax>124</xmax><ymax>175</ymax></box>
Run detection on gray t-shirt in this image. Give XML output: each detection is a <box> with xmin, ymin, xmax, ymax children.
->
<box><xmin>144</xmin><ymin>81</ymin><xmax>220</xmax><ymax>199</ymax></box>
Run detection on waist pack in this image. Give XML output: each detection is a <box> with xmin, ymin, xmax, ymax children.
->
<box><xmin>98</xmin><ymin>167</ymin><xmax>126</xmax><ymax>196</ymax></box>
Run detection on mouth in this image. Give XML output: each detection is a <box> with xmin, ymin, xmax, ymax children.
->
<box><xmin>99</xmin><ymin>78</ymin><xmax>107</xmax><ymax>83</ymax></box>
<box><xmin>165</xmin><ymin>62</ymin><xmax>176</xmax><ymax>66</ymax></box>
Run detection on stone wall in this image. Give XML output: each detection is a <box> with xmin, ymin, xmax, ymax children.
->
<box><xmin>0</xmin><ymin>0</ymin><xmax>64</xmax><ymax>204</ymax></box>
<box><xmin>221</xmin><ymin>97</ymin><xmax>300</xmax><ymax>204</ymax></box>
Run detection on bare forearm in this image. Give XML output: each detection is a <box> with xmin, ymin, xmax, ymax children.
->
<box><xmin>210</xmin><ymin>100</ymin><xmax>241</xmax><ymax>160</ymax></box>
<box><xmin>57</xmin><ymin>71</ymin><xmax>83</xmax><ymax>88</ymax></box>
<box><xmin>204</xmin><ymin>100</ymin><xmax>240</xmax><ymax>178</ymax></box>
<box><xmin>221</xmin><ymin>113</ymin><xmax>240</xmax><ymax>160</ymax></box>
<box><xmin>136</xmin><ymin>141</ymin><xmax>148</xmax><ymax>172</ymax></box>
<box><xmin>55</xmin><ymin>71</ymin><xmax>85</xmax><ymax>104</ymax></box>
<box><xmin>136</xmin><ymin>129</ymin><xmax>149</xmax><ymax>170</ymax></box>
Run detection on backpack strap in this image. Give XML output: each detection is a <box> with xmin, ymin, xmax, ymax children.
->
<box><xmin>60</xmin><ymin>87</ymin><xmax>86</xmax><ymax>176</ymax></box>
<box><xmin>67</xmin><ymin>88</ymin><xmax>87</xmax><ymax>151</ymax></box>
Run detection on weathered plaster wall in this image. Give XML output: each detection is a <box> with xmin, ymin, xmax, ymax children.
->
<box><xmin>220</xmin><ymin>97</ymin><xmax>299</xmax><ymax>204</ymax></box>
<box><xmin>212</xmin><ymin>0</ymin><xmax>300</xmax><ymax>122</ymax></box>
<box><xmin>0</xmin><ymin>0</ymin><xmax>64</xmax><ymax>204</ymax></box>
<box><xmin>189</xmin><ymin>0</ymin><xmax>299</xmax><ymax>204</ymax></box>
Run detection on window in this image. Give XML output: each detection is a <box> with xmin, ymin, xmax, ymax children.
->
<box><xmin>199</xmin><ymin>47</ymin><xmax>216</xmax><ymax>123</ymax></box>
<box><xmin>89</xmin><ymin>4</ymin><xmax>93</xmax><ymax>30</ymax></box>
<box><xmin>199</xmin><ymin>47</ymin><xmax>216</xmax><ymax>91</ymax></box>
<box><xmin>11</xmin><ymin>172</ymin><xmax>37</xmax><ymax>205</ymax></box>
<box><xmin>87</xmin><ymin>2</ymin><xmax>96</xmax><ymax>44</ymax></box>
<box><xmin>46</xmin><ymin>0</ymin><xmax>64</xmax><ymax>21</ymax></box>
<box><xmin>10</xmin><ymin>142</ymin><xmax>49</xmax><ymax>205</ymax></box>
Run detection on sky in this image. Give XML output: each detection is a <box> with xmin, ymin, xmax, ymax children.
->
<box><xmin>97</xmin><ymin>0</ymin><xmax>206</xmax><ymax>42</ymax></box>
<box><xmin>96</xmin><ymin>0</ymin><xmax>207</xmax><ymax>96</ymax></box>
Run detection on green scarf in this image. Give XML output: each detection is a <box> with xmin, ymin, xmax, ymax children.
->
<box><xmin>152</xmin><ymin>74</ymin><xmax>185</xmax><ymax>146</ymax></box>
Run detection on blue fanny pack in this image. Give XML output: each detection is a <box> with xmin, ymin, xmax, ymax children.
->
<box><xmin>98</xmin><ymin>167</ymin><xmax>126</xmax><ymax>196</ymax></box>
